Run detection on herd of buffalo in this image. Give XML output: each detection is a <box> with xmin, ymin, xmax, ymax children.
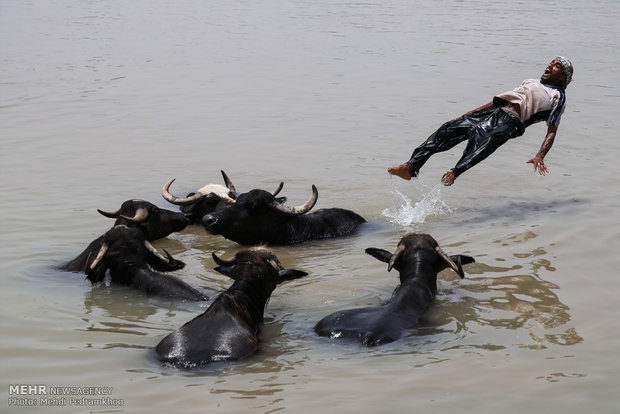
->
<box><xmin>61</xmin><ymin>171</ymin><xmax>475</xmax><ymax>368</ymax></box>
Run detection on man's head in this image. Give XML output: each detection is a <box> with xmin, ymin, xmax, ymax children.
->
<box><xmin>541</xmin><ymin>56</ymin><xmax>573</xmax><ymax>89</ymax></box>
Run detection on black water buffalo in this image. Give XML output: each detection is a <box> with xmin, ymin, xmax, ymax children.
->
<box><xmin>162</xmin><ymin>170</ymin><xmax>286</xmax><ymax>224</ymax></box>
<box><xmin>201</xmin><ymin>184</ymin><xmax>366</xmax><ymax>245</ymax></box>
<box><xmin>62</xmin><ymin>199</ymin><xmax>189</xmax><ymax>272</ymax></box>
<box><xmin>86</xmin><ymin>225</ymin><xmax>206</xmax><ymax>301</ymax></box>
<box><xmin>314</xmin><ymin>233</ymin><xmax>475</xmax><ymax>346</ymax></box>
<box><xmin>155</xmin><ymin>248</ymin><xmax>308</xmax><ymax>367</ymax></box>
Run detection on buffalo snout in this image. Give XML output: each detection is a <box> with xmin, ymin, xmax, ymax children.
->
<box><xmin>201</xmin><ymin>214</ymin><xmax>218</xmax><ymax>229</ymax></box>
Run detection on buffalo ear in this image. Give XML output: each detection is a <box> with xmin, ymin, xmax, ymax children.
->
<box><xmin>145</xmin><ymin>243</ymin><xmax>184</xmax><ymax>272</ymax></box>
<box><xmin>161</xmin><ymin>249</ymin><xmax>185</xmax><ymax>271</ymax></box>
<box><xmin>277</xmin><ymin>269</ymin><xmax>308</xmax><ymax>284</ymax></box>
<box><xmin>365</xmin><ymin>248</ymin><xmax>392</xmax><ymax>264</ymax></box>
<box><xmin>451</xmin><ymin>255</ymin><xmax>475</xmax><ymax>266</ymax></box>
<box><xmin>445</xmin><ymin>255</ymin><xmax>475</xmax><ymax>278</ymax></box>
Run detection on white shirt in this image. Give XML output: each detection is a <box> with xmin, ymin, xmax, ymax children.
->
<box><xmin>494</xmin><ymin>79</ymin><xmax>566</xmax><ymax>127</ymax></box>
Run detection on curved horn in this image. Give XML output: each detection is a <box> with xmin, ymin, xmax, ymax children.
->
<box><xmin>435</xmin><ymin>246</ymin><xmax>464</xmax><ymax>278</ymax></box>
<box><xmin>144</xmin><ymin>241</ymin><xmax>171</xmax><ymax>264</ymax></box>
<box><xmin>120</xmin><ymin>207</ymin><xmax>149</xmax><ymax>224</ymax></box>
<box><xmin>268</xmin><ymin>185</ymin><xmax>318</xmax><ymax>215</ymax></box>
<box><xmin>162</xmin><ymin>178</ymin><xmax>207</xmax><ymax>205</ymax></box>
<box><xmin>88</xmin><ymin>244</ymin><xmax>109</xmax><ymax>271</ymax></box>
<box><xmin>97</xmin><ymin>208</ymin><xmax>120</xmax><ymax>218</ymax></box>
<box><xmin>388</xmin><ymin>244</ymin><xmax>405</xmax><ymax>272</ymax></box>
<box><xmin>220</xmin><ymin>170</ymin><xmax>237</xmax><ymax>198</ymax></box>
<box><xmin>211</xmin><ymin>252</ymin><xmax>236</xmax><ymax>267</ymax></box>
<box><xmin>272</xmin><ymin>182</ymin><xmax>284</xmax><ymax>196</ymax></box>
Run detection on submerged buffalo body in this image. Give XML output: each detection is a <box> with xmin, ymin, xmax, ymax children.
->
<box><xmin>86</xmin><ymin>225</ymin><xmax>206</xmax><ymax>301</ymax></box>
<box><xmin>155</xmin><ymin>248</ymin><xmax>308</xmax><ymax>367</ymax></box>
<box><xmin>202</xmin><ymin>185</ymin><xmax>366</xmax><ymax>245</ymax></box>
<box><xmin>314</xmin><ymin>233</ymin><xmax>474</xmax><ymax>346</ymax></box>
<box><xmin>63</xmin><ymin>199</ymin><xmax>188</xmax><ymax>272</ymax></box>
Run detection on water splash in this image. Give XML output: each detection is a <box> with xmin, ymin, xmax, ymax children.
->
<box><xmin>382</xmin><ymin>178</ymin><xmax>452</xmax><ymax>226</ymax></box>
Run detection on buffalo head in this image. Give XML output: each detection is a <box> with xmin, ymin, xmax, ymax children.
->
<box><xmin>201</xmin><ymin>184</ymin><xmax>364</xmax><ymax>245</ymax></box>
<box><xmin>86</xmin><ymin>225</ymin><xmax>206</xmax><ymax>301</ymax></box>
<box><xmin>162</xmin><ymin>170</ymin><xmax>237</xmax><ymax>223</ymax></box>
<box><xmin>97</xmin><ymin>199</ymin><xmax>189</xmax><ymax>240</ymax></box>
<box><xmin>162</xmin><ymin>170</ymin><xmax>285</xmax><ymax>224</ymax></box>
<box><xmin>86</xmin><ymin>225</ymin><xmax>183</xmax><ymax>283</ymax></box>
<box><xmin>366</xmin><ymin>233</ymin><xmax>475</xmax><ymax>281</ymax></box>
<box><xmin>211</xmin><ymin>247</ymin><xmax>309</xmax><ymax>289</ymax></box>
<box><xmin>62</xmin><ymin>199</ymin><xmax>188</xmax><ymax>273</ymax></box>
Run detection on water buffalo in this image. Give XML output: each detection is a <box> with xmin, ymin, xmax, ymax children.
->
<box><xmin>162</xmin><ymin>170</ymin><xmax>286</xmax><ymax>224</ymax></box>
<box><xmin>155</xmin><ymin>247</ymin><xmax>308</xmax><ymax>367</ymax></box>
<box><xmin>62</xmin><ymin>199</ymin><xmax>189</xmax><ymax>272</ymax></box>
<box><xmin>201</xmin><ymin>184</ymin><xmax>366</xmax><ymax>245</ymax></box>
<box><xmin>314</xmin><ymin>233</ymin><xmax>475</xmax><ymax>346</ymax></box>
<box><xmin>86</xmin><ymin>225</ymin><xmax>206</xmax><ymax>301</ymax></box>
<box><xmin>162</xmin><ymin>170</ymin><xmax>237</xmax><ymax>224</ymax></box>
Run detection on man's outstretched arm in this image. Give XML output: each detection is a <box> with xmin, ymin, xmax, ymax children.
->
<box><xmin>527</xmin><ymin>125</ymin><xmax>558</xmax><ymax>175</ymax></box>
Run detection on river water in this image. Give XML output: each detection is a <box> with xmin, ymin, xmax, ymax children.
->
<box><xmin>1</xmin><ymin>0</ymin><xmax>619</xmax><ymax>413</ymax></box>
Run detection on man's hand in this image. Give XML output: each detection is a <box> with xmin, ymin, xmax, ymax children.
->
<box><xmin>528</xmin><ymin>125</ymin><xmax>557</xmax><ymax>176</ymax></box>
<box><xmin>527</xmin><ymin>156</ymin><xmax>548</xmax><ymax>175</ymax></box>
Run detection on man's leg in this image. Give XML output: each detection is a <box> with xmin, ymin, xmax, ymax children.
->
<box><xmin>388</xmin><ymin>111</ymin><xmax>490</xmax><ymax>180</ymax></box>
<box><xmin>443</xmin><ymin>109</ymin><xmax>525</xmax><ymax>185</ymax></box>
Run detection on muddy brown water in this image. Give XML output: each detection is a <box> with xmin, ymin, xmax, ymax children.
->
<box><xmin>2</xmin><ymin>1</ymin><xmax>619</xmax><ymax>413</ymax></box>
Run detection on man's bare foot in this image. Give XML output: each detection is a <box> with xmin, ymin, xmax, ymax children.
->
<box><xmin>387</xmin><ymin>164</ymin><xmax>414</xmax><ymax>180</ymax></box>
<box><xmin>441</xmin><ymin>170</ymin><xmax>455</xmax><ymax>186</ymax></box>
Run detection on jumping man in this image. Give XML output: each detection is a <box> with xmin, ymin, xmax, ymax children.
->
<box><xmin>388</xmin><ymin>57</ymin><xmax>574</xmax><ymax>186</ymax></box>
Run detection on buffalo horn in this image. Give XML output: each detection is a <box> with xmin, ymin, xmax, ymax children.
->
<box><xmin>144</xmin><ymin>241</ymin><xmax>171</xmax><ymax>264</ymax></box>
<box><xmin>388</xmin><ymin>243</ymin><xmax>406</xmax><ymax>272</ymax></box>
<box><xmin>97</xmin><ymin>208</ymin><xmax>120</xmax><ymax>218</ymax></box>
<box><xmin>220</xmin><ymin>170</ymin><xmax>281</xmax><ymax>197</ymax></box>
<box><xmin>162</xmin><ymin>178</ymin><xmax>207</xmax><ymax>205</ymax></box>
<box><xmin>88</xmin><ymin>244</ymin><xmax>109</xmax><ymax>271</ymax></box>
<box><xmin>120</xmin><ymin>207</ymin><xmax>149</xmax><ymax>224</ymax></box>
<box><xmin>211</xmin><ymin>252</ymin><xmax>236</xmax><ymax>267</ymax></box>
<box><xmin>435</xmin><ymin>246</ymin><xmax>464</xmax><ymax>278</ymax></box>
<box><xmin>272</xmin><ymin>182</ymin><xmax>284</xmax><ymax>196</ymax></box>
<box><xmin>220</xmin><ymin>170</ymin><xmax>237</xmax><ymax>198</ymax></box>
<box><xmin>269</xmin><ymin>184</ymin><xmax>318</xmax><ymax>215</ymax></box>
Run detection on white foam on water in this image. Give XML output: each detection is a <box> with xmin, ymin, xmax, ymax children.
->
<box><xmin>382</xmin><ymin>178</ymin><xmax>453</xmax><ymax>226</ymax></box>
